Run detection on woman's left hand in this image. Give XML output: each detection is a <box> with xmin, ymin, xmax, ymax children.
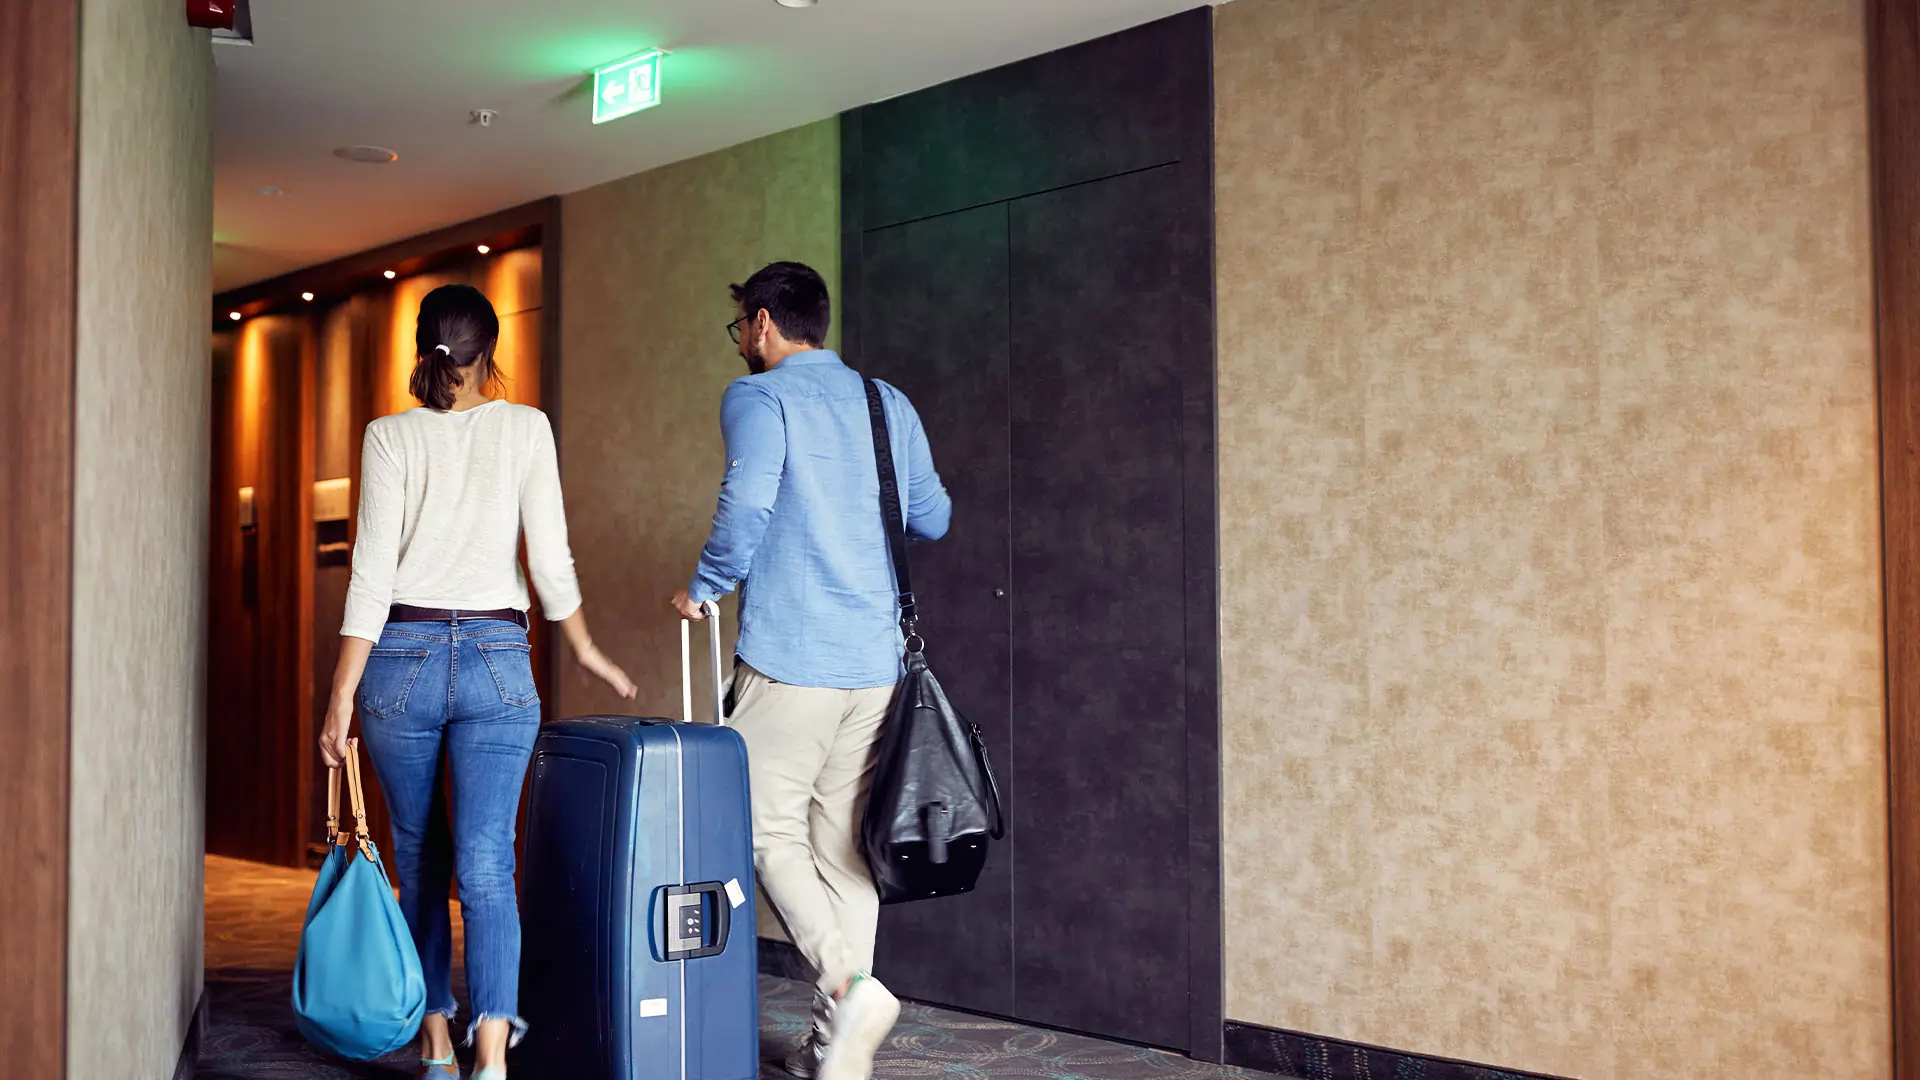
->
<box><xmin>577</xmin><ymin>644</ymin><xmax>639</xmax><ymax>701</ymax></box>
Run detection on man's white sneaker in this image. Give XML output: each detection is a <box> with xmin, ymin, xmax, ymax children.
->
<box><xmin>816</xmin><ymin>976</ymin><xmax>900</xmax><ymax>1080</ymax></box>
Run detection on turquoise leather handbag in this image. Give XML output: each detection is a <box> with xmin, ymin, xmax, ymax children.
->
<box><xmin>292</xmin><ymin>740</ymin><xmax>426</xmax><ymax>1060</ymax></box>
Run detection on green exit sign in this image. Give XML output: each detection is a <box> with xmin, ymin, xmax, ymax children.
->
<box><xmin>593</xmin><ymin>49</ymin><xmax>664</xmax><ymax>125</ymax></box>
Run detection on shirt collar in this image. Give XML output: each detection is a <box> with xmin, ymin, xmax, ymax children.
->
<box><xmin>772</xmin><ymin>349</ymin><xmax>842</xmax><ymax>370</ymax></box>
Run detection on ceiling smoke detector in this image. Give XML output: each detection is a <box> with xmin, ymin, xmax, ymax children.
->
<box><xmin>470</xmin><ymin>109</ymin><xmax>500</xmax><ymax>128</ymax></box>
<box><xmin>775</xmin><ymin>0</ymin><xmax>818</xmax><ymax>6</ymax></box>
<box><xmin>333</xmin><ymin>145</ymin><xmax>398</xmax><ymax>164</ymax></box>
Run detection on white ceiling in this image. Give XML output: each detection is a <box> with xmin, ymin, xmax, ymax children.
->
<box><xmin>213</xmin><ymin>0</ymin><xmax>1215</xmax><ymax>292</ymax></box>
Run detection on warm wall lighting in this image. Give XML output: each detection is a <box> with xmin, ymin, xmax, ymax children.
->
<box><xmin>383</xmin><ymin>269</ymin><xmax>396</xmax><ymax>279</ymax></box>
<box><xmin>229</xmin><ymin>311</ymin><xmax>242</xmax><ymax>321</ymax></box>
<box><xmin>301</xmin><ymin>291</ymin><xmax>315</xmax><ymax>302</ymax></box>
<box><xmin>477</xmin><ymin>244</ymin><xmax>491</xmax><ymax>255</ymax></box>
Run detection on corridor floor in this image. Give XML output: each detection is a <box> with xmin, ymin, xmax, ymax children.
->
<box><xmin>200</xmin><ymin>855</ymin><xmax>1251</xmax><ymax>1080</ymax></box>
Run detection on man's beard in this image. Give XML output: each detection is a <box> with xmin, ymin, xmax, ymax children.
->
<box><xmin>742</xmin><ymin>346</ymin><xmax>768</xmax><ymax>375</ymax></box>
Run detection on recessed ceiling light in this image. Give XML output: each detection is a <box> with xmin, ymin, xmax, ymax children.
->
<box><xmin>333</xmin><ymin>145</ymin><xmax>399</xmax><ymax>164</ymax></box>
<box><xmin>775</xmin><ymin>0</ymin><xmax>818</xmax><ymax>6</ymax></box>
<box><xmin>255</xmin><ymin>185</ymin><xmax>283</xmax><ymax>196</ymax></box>
<box><xmin>383</xmin><ymin>270</ymin><xmax>396</xmax><ymax>279</ymax></box>
<box><xmin>477</xmin><ymin>244</ymin><xmax>491</xmax><ymax>255</ymax></box>
<box><xmin>301</xmin><ymin>292</ymin><xmax>314</xmax><ymax>302</ymax></box>
<box><xmin>229</xmin><ymin>311</ymin><xmax>242</xmax><ymax>321</ymax></box>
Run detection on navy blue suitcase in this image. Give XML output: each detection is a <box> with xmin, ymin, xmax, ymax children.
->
<box><xmin>517</xmin><ymin>609</ymin><xmax>758</xmax><ymax>1079</ymax></box>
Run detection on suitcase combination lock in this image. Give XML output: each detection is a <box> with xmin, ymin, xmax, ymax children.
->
<box><xmin>657</xmin><ymin>882</ymin><xmax>732</xmax><ymax>961</ymax></box>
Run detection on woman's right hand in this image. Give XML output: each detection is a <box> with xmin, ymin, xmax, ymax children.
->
<box><xmin>318</xmin><ymin>703</ymin><xmax>353</xmax><ymax>768</ymax></box>
<box><xmin>577</xmin><ymin>643</ymin><xmax>638</xmax><ymax>701</ymax></box>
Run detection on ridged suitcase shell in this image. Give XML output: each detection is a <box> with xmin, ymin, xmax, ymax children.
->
<box><xmin>518</xmin><ymin>716</ymin><xmax>758</xmax><ymax>1079</ymax></box>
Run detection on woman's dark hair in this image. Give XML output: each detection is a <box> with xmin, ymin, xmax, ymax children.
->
<box><xmin>410</xmin><ymin>284</ymin><xmax>501</xmax><ymax>411</ymax></box>
<box><xmin>731</xmin><ymin>261</ymin><xmax>830</xmax><ymax>348</ymax></box>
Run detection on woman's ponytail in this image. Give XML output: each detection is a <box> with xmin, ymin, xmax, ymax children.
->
<box><xmin>410</xmin><ymin>285</ymin><xmax>501</xmax><ymax>411</ymax></box>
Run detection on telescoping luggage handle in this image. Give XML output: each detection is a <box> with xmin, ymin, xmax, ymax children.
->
<box><xmin>664</xmin><ymin>600</ymin><xmax>738</xmax><ymax>965</ymax></box>
<box><xmin>678</xmin><ymin>600</ymin><xmax>725</xmax><ymax>727</ymax></box>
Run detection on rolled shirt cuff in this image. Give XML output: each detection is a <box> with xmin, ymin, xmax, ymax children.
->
<box><xmin>540</xmin><ymin>595</ymin><xmax>582</xmax><ymax>623</ymax></box>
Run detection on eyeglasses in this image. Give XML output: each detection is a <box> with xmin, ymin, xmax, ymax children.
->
<box><xmin>726</xmin><ymin>315</ymin><xmax>750</xmax><ymax>345</ymax></box>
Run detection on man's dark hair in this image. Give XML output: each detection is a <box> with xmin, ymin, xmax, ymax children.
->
<box><xmin>731</xmin><ymin>261</ymin><xmax>830</xmax><ymax>348</ymax></box>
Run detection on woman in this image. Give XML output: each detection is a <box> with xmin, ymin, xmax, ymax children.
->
<box><xmin>319</xmin><ymin>283</ymin><xmax>635</xmax><ymax>1080</ymax></box>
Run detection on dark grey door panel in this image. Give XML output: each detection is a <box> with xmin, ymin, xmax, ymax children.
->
<box><xmin>1008</xmin><ymin>166</ymin><xmax>1190</xmax><ymax>1049</ymax></box>
<box><xmin>838</xmin><ymin>6</ymin><xmax>1218</xmax><ymax>1056</ymax></box>
<box><xmin>862</xmin><ymin>203</ymin><xmax>1016</xmax><ymax>1020</ymax></box>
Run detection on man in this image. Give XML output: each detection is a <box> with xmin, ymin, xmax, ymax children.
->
<box><xmin>672</xmin><ymin>261</ymin><xmax>950</xmax><ymax>1080</ymax></box>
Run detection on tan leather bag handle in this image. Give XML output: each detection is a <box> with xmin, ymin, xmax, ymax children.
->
<box><xmin>327</xmin><ymin>740</ymin><xmax>376</xmax><ymax>860</ymax></box>
<box><xmin>328</xmin><ymin>760</ymin><xmax>343</xmax><ymax>845</ymax></box>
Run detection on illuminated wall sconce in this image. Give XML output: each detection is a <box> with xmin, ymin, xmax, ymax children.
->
<box><xmin>238</xmin><ymin>486</ymin><xmax>259</xmax><ymax>609</ymax></box>
<box><xmin>313</xmin><ymin>477</ymin><xmax>352</xmax><ymax>522</ymax></box>
<box><xmin>314</xmin><ymin>477</ymin><xmax>353</xmax><ymax>567</ymax></box>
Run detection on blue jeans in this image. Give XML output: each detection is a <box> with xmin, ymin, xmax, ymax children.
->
<box><xmin>357</xmin><ymin>618</ymin><xmax>539</xmax><ymax>1044</ymax></box>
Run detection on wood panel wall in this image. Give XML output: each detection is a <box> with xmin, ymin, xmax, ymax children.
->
<box><xmin>207</xmin><ymin>317</ymin><xmax>314</xmax><ymax>867</ymax></box>
<box><xmin>0</xmin><ymin>2</ymin><xmax>77</xmax><ymax>1076</ymax></box>
<box><xmin>1873</xmin><ymin>3</ymin><xmax>1920</xmax><ymax>1077</ymax></box>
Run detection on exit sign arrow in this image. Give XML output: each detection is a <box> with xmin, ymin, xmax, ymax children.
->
<box><xmin>592</xmin><ymin>49</ymin><xmax>664</xmax><ymax>125</ymax></box>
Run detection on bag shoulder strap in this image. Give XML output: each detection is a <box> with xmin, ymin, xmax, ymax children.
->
<box><xmin>863</xmin><ymin>377</ymin><xmax>917</xmax><ymax>642</ymax></box>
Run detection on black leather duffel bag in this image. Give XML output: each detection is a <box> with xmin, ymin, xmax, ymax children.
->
<box><xmin>858</xmin><ymin>377</ymin><xmax>1005</xmax><ymax>904</ymax></box>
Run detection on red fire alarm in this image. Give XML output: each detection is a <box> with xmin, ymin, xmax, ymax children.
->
<box><xmin>186</xmin><ymin>0</ymin><xmax>235</xmax><ymax>30</ymax></box>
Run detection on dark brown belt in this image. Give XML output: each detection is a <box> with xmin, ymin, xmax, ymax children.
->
<box><xmin>388</xmin><ymin>604</ymin><xmax>530</xmax><ymax>630</ymax></box>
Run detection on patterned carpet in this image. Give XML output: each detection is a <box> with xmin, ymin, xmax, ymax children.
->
<box><xmin>201</xmin><ymin>855</ymin><xmax>1253</xmax><ymax>1080</ymax></box>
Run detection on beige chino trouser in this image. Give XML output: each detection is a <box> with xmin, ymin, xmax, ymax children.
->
<box><xmin>728</xmin><ymin>662</ymin><xmax>893</xmax><ymax>1040</ymax></box>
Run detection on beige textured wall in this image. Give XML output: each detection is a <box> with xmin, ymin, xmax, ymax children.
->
<box><xmin>560</xmin><ymin>120</ymin><xmax>837</xmax><ymax>945</ymax></box>
<box><xmin>558</xmin><ymin>120</ymin><xmax>840</xmax><ymax>722</ymax></box>
<box><xmin>67</xmin><ymin>1</ymin><xmax>213</xmax><ymax>1077</ymax></box>
<box><xmin>1214</xmin><ymin>2</ymin><xmax>1885</xmax><ymax>1077</ymax></box>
